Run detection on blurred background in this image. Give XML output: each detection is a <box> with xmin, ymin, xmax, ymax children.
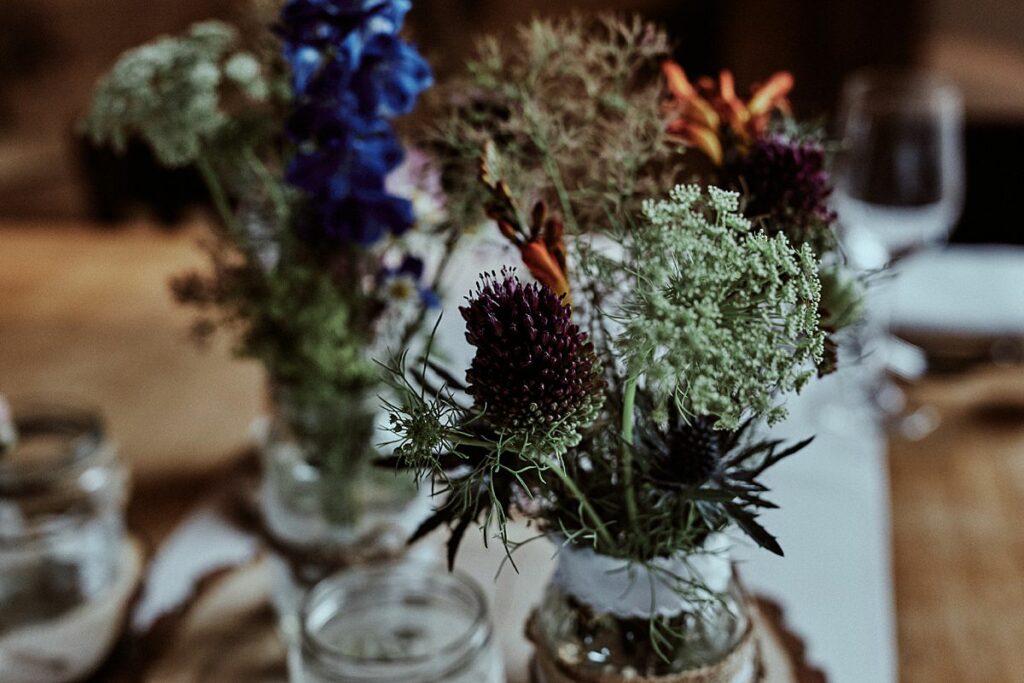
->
<box><xmin>1</xmin><ymin>2</ymin><xmax>1022</xmax><ymax>682</ymax></box>
<box><xmin>1</xmin><ymin>0</ymin><xmax>1023</xmax><ymax>243</ymax></box>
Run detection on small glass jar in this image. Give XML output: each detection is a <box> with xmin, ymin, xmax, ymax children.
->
<box><xmin>258</xmin><ymin>383</ymin><xmax>430</xmax><ymax>633</ymax></box>
<box><xmin>295</xmin><ymin>560</ymin><xmax>505</xmax><ymax>683</ymax></box>
<box><xmin>0</xmin><ymin>402</ymin><xmax>128</xmax><ymax>632</ymax></box>
<box><xmin>530</xmin><ymin>539</ymin><xmax>756</xmax><ymax>681</ymax></box>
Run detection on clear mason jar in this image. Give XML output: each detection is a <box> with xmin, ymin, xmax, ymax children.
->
<box><xmin>258</xmin><ymin>382</ymin><xmax>430</xmax><ymax>634</ymax></box>
<box><xmin>0</xmin><ymin>404</ymin><xmax>127</xmax><ymax>632</ymax></box>
<box><xmin>295</xmin><ymin>560</ymin><xmax>505</xmax><ymax>683</ymax></box>
<box><xmin>531</xmin><ymin>538</ymin><xmax>757</xmax><ymax>681</ymax></box>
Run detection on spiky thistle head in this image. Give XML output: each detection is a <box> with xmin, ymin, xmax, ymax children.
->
<box><xmin>660</xmin><ymin>415</ymin><xmax>722</xmax><ymax>486</ymax></box>
<box><xmin>459</xmin><ymin>270</ymin><xmax>603</xmax><ymax>455</ymax></box>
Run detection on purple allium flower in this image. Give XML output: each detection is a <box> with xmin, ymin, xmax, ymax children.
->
<box><xmin>459</xmin><ymin>272</ymin><xmax>603</xmax><ymax>438</ymax></box>
<box><xmin>728</xmin><ymin>134</ymin><xmax>837</xmax><ymax>247</ymax></box>
<box><xmin>277</xmin><ymin>0</ymin><xmax>433</xmax><ymax>247</ymax></box>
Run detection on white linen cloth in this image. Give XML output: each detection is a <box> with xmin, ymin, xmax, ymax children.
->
<box><xmin>887</xmin><ymin>245</ymin><xmax>1024</xmax><ymax>335</ymax></box>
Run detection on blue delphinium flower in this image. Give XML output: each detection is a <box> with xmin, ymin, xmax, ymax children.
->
<box><xmin>277</xmin><ymin>0</ymin><xmax>432</xmax><ymax>246</ymax></box>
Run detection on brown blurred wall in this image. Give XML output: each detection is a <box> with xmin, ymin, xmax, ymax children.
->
<box><xmin>0</xmin><ymin>0</ymin><xmax>236</xmax><ymax>220</ymax></box>
<box><xmin>2</xmin><ymin>0</ymin><xmax>1023</xmax><ymax>223</ymax></box>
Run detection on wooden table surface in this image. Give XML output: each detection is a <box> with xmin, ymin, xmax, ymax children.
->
<box><xmin>2</xmin><ymin>222</ymin><xmax>1024</xmax><ymax>682</ymax></box>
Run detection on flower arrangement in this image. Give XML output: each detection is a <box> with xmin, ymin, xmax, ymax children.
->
<box><xmin>81</xmin><ymin>2</ymin><xmax>452</xmax><ymax>526</ymax></box>
<box><xmin>383</xmin><ymin>13</ymin><xmax>864</xmax><ymax>678</ymax></box>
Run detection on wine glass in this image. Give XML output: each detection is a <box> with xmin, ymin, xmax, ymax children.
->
<box><xmin>836</xmin><ymin>68</ymin><xmax>965</xmax><ymax>268</ymax></box>
<box><xmin>834</xmin><ymin>69</ymin><xmax>965</xmax><ymax>438</ymax></box>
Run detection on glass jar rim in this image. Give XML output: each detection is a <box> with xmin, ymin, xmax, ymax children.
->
<box><xmin>0</xmin><ymin>400</ymin><xmax>108</xmax><ymax>488</ymax></box>
<box><xmin>300</xmin><ymin>558</ymin><xmax>493</xmax><ymax>682</ymax></box>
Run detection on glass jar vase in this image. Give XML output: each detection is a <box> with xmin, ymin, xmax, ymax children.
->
<box><xmin>529</xmin><ymin>535</ymin><xmax>758</xmax><ymax>682</ymax></box>
<box><xmin>0</xmin><ymin>401</ymin><xmax>131</xmax><ymax>682</ymax></box>
<box><xmin>295</xmin><ymin>560</ymin><xmax>505</xmax><ymax>683</ymax></box>
<box><xmin>257</xmin><ymin>383</ymin><xmax>431</xmax><ymax>633</ymax></box>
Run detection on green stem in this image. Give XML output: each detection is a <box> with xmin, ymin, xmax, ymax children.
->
<box><xmin>242</xmin><ymin>146</ymin><xmax>289</xmax><ymax>223</ymax></box>
<box><xmin>398</xmin><ymin>226</ymin><xmax>463</xmax><ymax>350</ymax></box>
<box><xmin>525</xmin><ymin>116</ymin><xmax>580</xmax><ymax>235</ymax></box>
<box><xmin>542</xmin><ymin>151</ymin><xmax>581</xmax><ymax>235</ymax></box>
<box><xmin>620</xmin><ymin>375</ymin><xmax>640</xmax><ymax>535</ymax></box>
<box><xmin>195</xmin><ymin>155</ymin><xmax>239</xmax><ymax>235</ymax></box>
<box><xmin>451</xmin><ymin>435</ymin><xmax>501</xmax><ymax>450</ymax></box>
<box><xmin>547</xmin><ymin>459</ymin><xmax>616</xmax><ymax>550</ymax></box>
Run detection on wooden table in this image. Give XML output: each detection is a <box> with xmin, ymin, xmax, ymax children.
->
<box><xmin>3</xmin><ymin>222</ymin><xmax>1024</xmax><ymax>681</ymax></box>
<box><xmin>889</xmin><ymin>369</ymin><xmax>1024</xmax><ymax>682</ymax></box>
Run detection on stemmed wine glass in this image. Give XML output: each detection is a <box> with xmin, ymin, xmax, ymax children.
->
<box><xmin>834</xmin><ymin>68</ymin><xmax>965</xmax><ymax>438</ymax></box>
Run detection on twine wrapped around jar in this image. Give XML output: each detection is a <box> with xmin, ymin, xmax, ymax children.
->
<box><xmin>527</xmin><ymin>612</ymin><xmax>762</xmax><ymax>683</ymax></box>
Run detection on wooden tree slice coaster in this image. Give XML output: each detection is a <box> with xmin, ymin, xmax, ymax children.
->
<box><xmin>144</xmin><ymin>559</ymin><xmax>287</xmax><ymax>683</ymax></box>
<box><xmin>751</xmin><ymin>599</ymin><xmax>827</xmax><ymax>683</ymax></box>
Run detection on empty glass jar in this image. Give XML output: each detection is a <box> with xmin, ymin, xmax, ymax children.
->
<box><xmin>0</xmin><ymin>402</ymin><xmax>127</xmax><ymax>634</ymax></box>
<box><xmin>295</xmin><ymin>560</ymin><xmax>505</xmax><ymax>683</ymax></box>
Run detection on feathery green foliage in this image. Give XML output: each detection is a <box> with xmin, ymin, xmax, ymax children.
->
<box><xmin>423</xmin><ymin>14</ymin><xmax>680</xmax><ymax>235</ymax></box>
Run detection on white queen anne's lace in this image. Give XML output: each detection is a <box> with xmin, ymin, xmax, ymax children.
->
<box><xmin>619</xmin><ymin>185</ymin><xmax>825</xmax><ymax>429</ymax></box>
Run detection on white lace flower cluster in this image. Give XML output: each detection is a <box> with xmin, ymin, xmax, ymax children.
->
<box><xmin>620</xmin><ymin>185</ymin><xmax>824</xmax><ymax>429</ymax></box>
<box><xmin>82</xmin><ymin>21</ymin><xmax>268</xmax><ymax>167</ymax></box>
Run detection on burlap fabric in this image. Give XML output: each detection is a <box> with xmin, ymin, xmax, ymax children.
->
<box><xmin>527</xmin><ymin>608</ymin><xmax>763</xmax><ymax>683</ymax></box>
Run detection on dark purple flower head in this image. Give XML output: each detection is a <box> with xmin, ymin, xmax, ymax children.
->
<box><xmin>728</xmin><ymin>134</ymin><xmax>837</xmax><ymax>249</ymax></box>
<box><xmin>459</xmin><ymin>272</ymin><xmax>603</xmax><ymax>441</ymax></box>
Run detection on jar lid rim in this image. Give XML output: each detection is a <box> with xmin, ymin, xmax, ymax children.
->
<box><xmin>0</xmin><ymin>402</ymin><xmax>108</xmax><ymax>485</ymax></box>
<box><xmin>300</xmin><ymin>558</ymin><xmax>493</xmax><ymax>680</ymax></box>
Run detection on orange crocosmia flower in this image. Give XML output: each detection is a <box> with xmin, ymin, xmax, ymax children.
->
<box><xmin>662</xmin><ymin>61</ymin><xmax>723</xmax><ymax>165</ymax></box>
<box><xmin>662</xmin><ymin>61</ymin><xmax>795</xmax><ymax>164</ymax></box>
<box><xmin>520</xmin><ymin>240</ymin><xmax>570</xmax><ymax>304</ymax></box>
<box><xmin>745</xmin><ymin>71</ymin><xmax>798</xmax><ymax>135</ymax></box>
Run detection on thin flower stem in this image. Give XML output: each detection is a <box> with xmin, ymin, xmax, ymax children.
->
<box><xmin>526</xmin><ymin>117</ymin><xmax>580</xmax><ymax>235</ymax></box>
<box><xmin>620</xmin><ymin>375</ymin><xmax>640</xmax><ymax>535</ymax></box>
<box><xmin>398</xmin><ymin>226</ymin><xmax>463</xmax><ymax>350</ymax></box>
<box><xmin>450</xmin><ymin>435</ymin><xmax>498</xmax><ymax>450</ymax></box>
<box><xmin>543</xmin><ymin>152</ymin><xmax>580</xmax><ymax>235</ymax></box>
<box><xmin>243</xmin><ymin>146</ymin><xmax>289</xmax><ymax>223</ymax></box>
<box><xmin>196</xmin><ymin>155</ymin><xmax>239</xmax><ymax>235</ymax></box>
<box><xmin>547</xmin><ymin>459</ymin><xmax>616</xmax><ymax>550</ymax></box>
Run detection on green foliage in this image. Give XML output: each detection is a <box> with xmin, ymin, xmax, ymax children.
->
<box><xmin>172</xmin><ymin>236</ymin><xmax>377</xmax><ymax>407</ymax></box>
<box><xmin>818</xmin><ymin>264</ymin><xmax>867</xmax><ymax>331</ymax></box>
<box><xmin>84</xmin><ymin>19</ymin><xmax>441</xmax><ymax>433</ymax></box>
<box><xmin>618</xmin><ymin>185</ymin><xmax>825</xmax><ymax>429</ymax></box>
<box><xmin>81</xmin><ymin>21</ymin><xmax>270</xmax><ymax>167</ymax></box>
<box><xmin>423</xmin><ymin>13</ymin><xmax>680</xmax><ymax>235</ymax></box>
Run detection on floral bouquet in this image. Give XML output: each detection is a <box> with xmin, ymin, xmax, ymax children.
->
<box><xmin>383</xmin><ymin>14</ymin><xmax>864</xmax><ymax>681</ymax></box>
<box><xmin>82</xmin><ymin>2</ymin><xmax>455</xmax><ymax>576</ymax></box>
